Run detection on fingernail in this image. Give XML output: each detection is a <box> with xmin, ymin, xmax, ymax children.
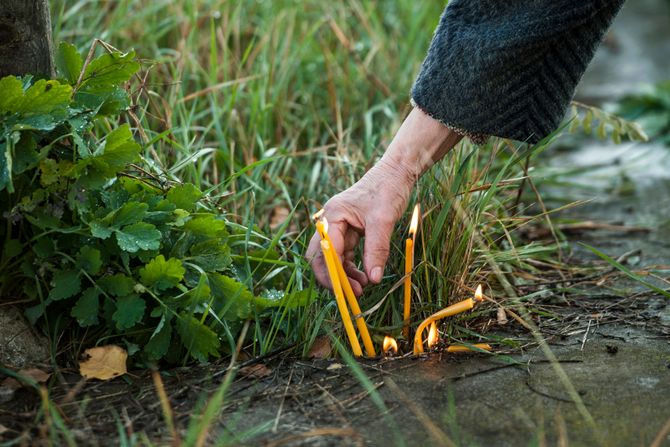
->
<box><xmin>370</xmin><ymin>267</ymin><xmax>382</xmax><ymax>283</ymax></box>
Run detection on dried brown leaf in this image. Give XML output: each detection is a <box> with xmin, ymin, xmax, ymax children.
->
<box><xmin>17</xmin><ymin>368</ymin><xmax>50</xmax><ymax>384</ymax></box>
<box><xmin>239</xmin><ymin>363</ymin><xmax>272</xmax><ymax>379</ymax></box>
<box><xmin>307</xmin><ymin>336</ymin><xmax>332</xmax><ymax>359</ymax></box>
<box><xmin>79</xmin><ymin>345</ymin><xmax>127</xmax><ymax>380</ymax></box>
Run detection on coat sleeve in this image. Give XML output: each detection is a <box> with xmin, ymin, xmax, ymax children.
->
<box><xmin>411</xmin><ymin>0</ymin><xmax>625</xmax><ymax>144</ymax></box>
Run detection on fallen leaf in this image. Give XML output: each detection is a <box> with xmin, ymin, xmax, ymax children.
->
<box><xmin>497</xmin><ymin>307</ymin><xmax>508</xmax><ymax>325</ymax></box>
<box><xmin>79</xmin><ymin>345</ymin><xmax>128</xmax><ymax>380</ymax></box>
<box><xmin>17</xmin><ymin>368</ymin><xmax>50</xmax><ymax>384</ymax></box>
<box><xmin>239</xmin><ymin>363</ymin><xmax>272</xmax><ymax>379</ymax></box>
<box><xmin>326</xmin><ymin>363</ymin><xmax>343</xmax><ymax>371</ymax></box>
<box><xmin>269</xmin><ymin>206</ymin><xmax>290</xmax><ymax>230</ymax></box>
<box><xmin>307</xmin><ymin>336</ymin><xmax>332</xmax><ymax>359</ymax></box>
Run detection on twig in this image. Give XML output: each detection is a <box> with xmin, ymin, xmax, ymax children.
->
<box><xmin>580</xmin><ymin>320</ymin><xmax>593</xmax><ymax>351</ymax></box>
<box><xmin>272</xmin><ymin>367</ymin><xmax>293</xmax><ymax>433</ymax></box>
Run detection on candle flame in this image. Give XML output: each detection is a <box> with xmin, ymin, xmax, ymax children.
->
<box><xmin>312</xmin><ymin>209</ymin><xmax>325</xmax><ymax>221</ymax></box>
<box><xmin>474</xmin><ymin>284</ymin><xmax>483</xmax><ymax>302</ymax></box>
<box><xmin>383</xmin><ymin>336</ymin><xmax>398</xmax><ymax>355</ymax></box>
<box><xmin>409</xmin><ymin>204</ymin><xmax>420</xmax><ymax>236</ymax></box>
<box><xmin>427</xmin><ymin>322</ymin><xmax>439</xmax><ymax>348</ymax></box>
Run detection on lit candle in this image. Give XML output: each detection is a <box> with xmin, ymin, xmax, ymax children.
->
<box><xmin>320</xmin><ymin>239</ymin><xmax>363</xmax><ymax>357</ymax></box>
<box><xmin>382</xmin><ymin>335</ymin><xmax>398</xmax><ymax>356</ymax></box>
<box><xmin>413</xmin><ymin>284</ymin><xmax>486</xmax><ymax>355</ymax></box>
<box><xmin>314</xmin><ymin>215</ymin><xmax>375</xmax><ymax>357</ymax></box>
<box><xmin>427</xmin><ymin>321</ymin><xmax>439</xmax><ymax>348</ymax></box>
<box><xmin>446</xmin><ymin>344</ymin><xmax>492</xmax><ymax>353</ymax></box>
<box><xmin>403</xmin><ymin>204</ymin><xmax>420</xmax><ymax>339</ymax></box>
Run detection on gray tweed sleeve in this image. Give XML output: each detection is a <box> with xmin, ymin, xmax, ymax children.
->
<box><xmin>411</xmin><ymin>0</ymin><xmax>625</xmax><ymax>144</ymax></box>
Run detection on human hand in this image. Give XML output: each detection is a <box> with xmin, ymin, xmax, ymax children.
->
<box><xmin>306</xmin><ymin>159</ymin><xmax>415</xmax><ymax>296</ymax></box>
<box><xmin>306</xmin><ymin>107</ymin><xmax>463</xmax><ymax>295</ymax></box>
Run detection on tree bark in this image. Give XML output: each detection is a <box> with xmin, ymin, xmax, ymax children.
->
<box><xmin>0</xmin><ymin>0</ymin><xmax>54</xmax><ymax>78</ymax></box>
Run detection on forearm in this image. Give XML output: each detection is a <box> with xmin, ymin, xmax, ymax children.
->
<box><xmin>378</xmin><ymin>107</ymin><xmax>463</xmax><ymax>184</ymax></box>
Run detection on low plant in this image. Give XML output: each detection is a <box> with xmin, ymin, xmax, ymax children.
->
<box><xmin>0</xmin><ymin>42</ymin><xmax>312</xmax><ymax>364</ymax></box>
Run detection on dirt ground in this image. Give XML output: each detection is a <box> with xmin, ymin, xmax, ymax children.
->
<box><xmin>2</xmin><ymin>146</ymin><xmax>670</xmax><ymax>446</ymax></box>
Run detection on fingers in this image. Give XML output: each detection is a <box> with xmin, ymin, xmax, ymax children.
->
<box><xmin>344</xmin><ymin>260</ymin><xmax>368</xmax><ymax>288</ymax></box>
<box><xmin>363</xmin><ymin>216</ymin><xmax>395</xmax><ymax>284</ymax></box>
<box><xmin>306</xmin><ymin>231</ymin><xmax>332</xmax><ymax>290</ymax></box>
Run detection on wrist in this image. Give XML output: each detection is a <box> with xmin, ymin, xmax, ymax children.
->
<box><xmin>381</xmin><ymin>106</ymin><xmax>463</xmax><ymax>179</ymax></box>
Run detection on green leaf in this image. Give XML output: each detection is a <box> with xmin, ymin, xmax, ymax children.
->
<box><xmin>139</xmin><ymin>255</ymin><xmax>185</xmax><ymax>291</ymax></box>
<box><xmin>0</xmin><ymin>76</ymin><xmax>24</xmax><ymax>113</ymax></box>
<box><xmin>113</xmin><ymin>294</ymin><xmax>146</xmax><ymax>330</ymax></box>
<box><xmin>71</xmin><ymin>287</ymin><xmax>99</xmax><ymax>327</ymax></box>
<box><xmin>115</xmin><ymin>222</ymin><xmax>162</xmax><ymax>253</ymax></box>
<box><xmin>188</xmin><ymin>240</ymin><xmax>231</xmax><ymax>271</ymax></box>
<box><xmin>98</xmin><ymin>274</ymin><xmax>135</xmax><ymax>297</ymax></box>
<box><xmin>208</xmin><ymin>273</ymin><xmax>254</xmax><ymax>319</ymax></box>
<box><xmin>184</xmin><ymin>215</ymin><xmax>228</xmax><ymax>239</ymax></box>
<box><xmin>55</xmin><ymin>42</ymin><xmax>83</xmax><ymax>84</ymax></box>
<box><xmin>166</xmin><ymin>183</ymin><xmax>202</xmax><ymax>212</ymax></box>
<box><xmin>144</xmin><ymin>314</ymin><xmax>172</xmax><ymax>360</ymax></box>
<box><xmin>176</xmin><ymin>314</ymin><xmax>220</xmax><ymax>362</ymax></box>
<box><xmin>96</xmin><ymin>124</ymin><xmax>141</xmax><ymax>168</ymax></box>
<box><xmin>74</xmin><ymin>124</ymin><xmax>140</xmax><ymax>186</ymax></box>
<box><xmin>76</xmin><ymin>246</ymin><xmax>102</xmax><ymax>275</ymax></box>
<box><xmin>49</xmin><ymin>270</ymin><xmax>81</xmax><ymax>301</ymax></box>
<box><xmin>108</xmin><ymin>201</ymin><xmax>148</xmax><ymax>227</ymax></box>
<box><xmin>254</xmin><ymin>288</ymin><xmax>316</xmax><ymax>310</ymax></box>
<box><xmin>1</xmin><ymin>239</ymin><xmax>22</xmax><ymax>261</ymax></box>
<box><xmin>14</xmin><ymin>80</ymin><xmax>72</xmax><ymax>115</ymax></box>
<box><xmin>90</xmin><ymin>220</ymin><xmax>113</xmax><ymax>239</ymax></box>
<box><xmin>39</xmin><ymin>158</ymin><xmax>60</xmax><ymax>186</ymax></box>
<box><xmin>80</xmin><ymin>50</ymin><xmax>140</xmax><ymax>91</ymax></box>
<box><xmin>0</xmin><ymin>141</ymin><xmax>12</xmax><ymax>193</ymax></box>
<box><xmin>184</xmin><ymin>275</ymin><xmax>211</xmax><ymax>309</ymax></box>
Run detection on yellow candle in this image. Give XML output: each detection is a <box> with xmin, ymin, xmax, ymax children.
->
<box><xmin>402</xmin><ymin>204</ymin><xmax>420</xmax><ymax>339</ymax></box>
<box><xmin>413</xmin><ymin>298</ymin><xmax>475</xmax><ymax>354</ymax></box>
<box><xmin>446</xmin><ymin>344</ymin><xmax>492</xmax><ymax>353</ymax></box>
<box><xmin>315</xmin><ymin>218</ymin><xmax>375</xmax><ymax>356</ymax></box>
<box><xmin>320</xmin><ymin>240</ymin><xmax>363</xmax><ymax>357</ymax></box>
<box><xmin>402</xmin><ymin>237</ymin><xmax>413</xmax><ymax>338</ymax></box>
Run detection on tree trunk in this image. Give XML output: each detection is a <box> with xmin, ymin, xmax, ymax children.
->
<box><xmin>0</xmin><ymin>0</ymin><xmax>54</xmax><ymax>78</ymax></box>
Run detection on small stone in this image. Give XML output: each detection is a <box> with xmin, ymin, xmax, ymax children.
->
<box><xmin>0</xmin><ymin>307</ymin><xmax>50</xmax><ymax>369</ymax></box>
<box><xmin>606</xmin><ymin>345</ymin><xmax>619</xmax><ymax>355</ymax></box>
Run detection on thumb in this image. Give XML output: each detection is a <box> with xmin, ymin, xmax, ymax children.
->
<box><xmin>363</xmin><ymin>217</ymin><xmax>394</xmax><ymax>284</ymax></box>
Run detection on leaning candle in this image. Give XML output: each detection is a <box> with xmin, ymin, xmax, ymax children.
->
<box><xmin>446</xmin><ymin>344</ymin><xmax>492</xmax><ymax>353</ymax></box>
<box><xmin>315</xmin><ymin>216</ymin><xmax>375</xmax><ymax>357</ymax></box>
<box><xmin>413</xmin><ymin>298</ymin><xmax>475</xmax><ymax>355</ymax></box>
<box><xmin>320</xmin><ymin>239</ymin><xmax>363</xmax><ymax>357</ymax></box>
<box><xmin>402</xmin><ymin>204</ymin><xmax>420</xmax><ymax>339</ymax></box>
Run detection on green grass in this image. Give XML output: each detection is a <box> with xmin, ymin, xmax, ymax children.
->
<box><xmin>45</xmin><ymin>0</ymin><xmax>578</xmax><ymax>357</ymax></box>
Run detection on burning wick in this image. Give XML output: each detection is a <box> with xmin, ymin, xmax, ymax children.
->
<box><xmin>413</xmin><ymin>284</ymin><xmax>486</xmax><ymax>355</ymax></box>
<box><xmin>403</xmin><ymin>204</ymin><xmax>420</xmax><ymax>339</ymax></box>
<box><xmin>474</xmin><ymin>284</ymin><xmax>484</xmax><ymax>302</ymax></box>
<box><xmin>427</xmin><ymin>322</ymin><xmax>439</xmax><ymax>349</ymax></box>
<box><xmin>314</xmin><ymin>212</ymin><xmax>376</xmax><ymax>357</ymax></box>
<box><xmin>383</xmin><ymin>336</ymin><xmax>398</xmax><ymax>356</ymax></box>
